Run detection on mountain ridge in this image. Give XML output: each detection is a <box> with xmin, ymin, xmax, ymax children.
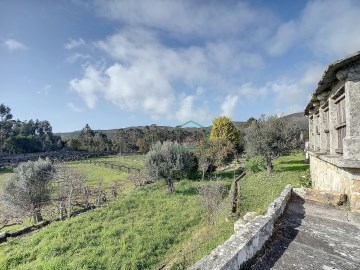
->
<box><xmin>58</xmin><ymin>112</ymin><xmax>307</xmax><ymax>140</ymax></box>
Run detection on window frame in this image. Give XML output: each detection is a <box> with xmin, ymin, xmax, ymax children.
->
<box><xmin>332</xmin><ymin>87</ymin><xmax>346</xmax><ymax>154</ymax></box>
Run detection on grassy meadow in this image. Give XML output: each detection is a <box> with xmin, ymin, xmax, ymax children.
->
<box><xmin>0</xmin><ymin>151</ymin><xmax>310</xmax><ymax>269</ymax></box>
<box><xmin>239</xmin><ymin>151</ymin><xmax>310</xmax><ymax>216</ymax></box>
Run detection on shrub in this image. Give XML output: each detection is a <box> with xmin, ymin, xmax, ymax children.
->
<box><xmin>1</xmin><ymin>158</ymin><xmax>54</xmax><ymax>223</ymax></box>
<box><xmin>298</xmin><ymin>169</ymin><xmax>312</xmax><ymax>187</ymax></box>
<box><xmin>245</xmin><ymin>156</ymin><xmax>266</xmax><ymax>172</ymax></box>
<box><xmin>145</xmin><ymin>141</ymin><xmax>198</xmax><ymax>192</ymax></box>
<box><xmin>197</xmin><ymin>181</ymin><xmax>226</xmax><ymax>224</ymax></box>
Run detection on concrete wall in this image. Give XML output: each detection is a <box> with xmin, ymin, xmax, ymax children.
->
<box><xmin>310</xmin><ymin>154</ymin><xmax>360</xmax><ymax>211</ymax></box>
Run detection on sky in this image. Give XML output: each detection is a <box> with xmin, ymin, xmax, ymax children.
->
<box><xmin>1</xmin><ymin>0</ymin><xmax>360</xmax><ymax>132</ymax></box>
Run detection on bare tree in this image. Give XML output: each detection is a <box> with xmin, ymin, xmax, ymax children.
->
<box><xmin>196</xmin><ymin>150</ymin><xmax>212</xmax><ymax>181</ymax></box>
<box><xmin>197</xmin><ymin>182</ymin><xmax>226</xmax><ymax>224</ymax></box>
<box><xmin>110</xmin><ymin>180</ymin><xmax>124</xmax><ymax>199</ymax></box>
<box><xmin>96</xmin><ymin>177</ymin><xmax>107</xmax><ymax>205</ymax></box>
<box><xmin>53</xmin><ymin>163</ymin><xmax>86</xmax><ymax>219</ymax></box>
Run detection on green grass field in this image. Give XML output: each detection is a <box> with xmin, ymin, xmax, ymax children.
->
<box><xmin>90</xmin><ymin>155</ymin><xmax>145</xmax><ymax>170</ymax></box>
<box><xmin>239</xmin><ymin>151</ymin><xmax>310</xmax><ymax>216</ymax></box>
<box><xmin>0</xmin><ymin>151</ymin><xmax>310</xmax><ymax>269</ymax></box>
<box><xmin>0</xmin><ymin>180</ymin><xmax>234</xmax><ymax>270</ymax></box>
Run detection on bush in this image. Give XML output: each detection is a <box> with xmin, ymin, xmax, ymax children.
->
<box><xmin>197</xmin><ymin>182</ymin><xmax>226</xmax><ymax>224</ymax></box>
<box><xmin>145</xmin><ymin>141</ymin><xmax>198</xmax><ymax>192</ymax></box>
<box><xmin>1</xmin><ymin>158</ymin><xmax>54</xmax><ymax>223</ymax></box>
<box><xmin>298</xmin><ymin>169</ymin><xmax>312</xmax><ymax>187</ymax></box>
<box><xmin>245</xmin><ymin>156</ymin><xmax>265</xmax><ymax>172</ymax></box>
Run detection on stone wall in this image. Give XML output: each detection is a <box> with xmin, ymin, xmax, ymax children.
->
<box><xmin>190</xmin><ymin>185</ymin><xmax>292</xmax><ymax>270</ymax></box>
<box><xmin>309</xmin><ymin>153</ymin><xmax>360</xmax><ymax>211</ymax></box>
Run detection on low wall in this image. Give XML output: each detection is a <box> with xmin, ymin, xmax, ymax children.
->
<box><xmin>309</xmin><ymin>153</ymin><xmax>360</xmax><ymax>211</ymax></box>
<box><xmin>190</xmin><ymin>185</ymin><xmax>292</xmax><ymax>270</ymax></box>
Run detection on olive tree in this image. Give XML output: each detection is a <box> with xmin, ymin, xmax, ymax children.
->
<box><xmin>145</xmin><ymin>141</ymin><xmax>197</xmax><ymax>193</ymax></box>
<box><xmin>1</xmin><ymin>158</ymin><xmax>54</xmax><ymax>223</ymax></box>
<box><xmin>244</xmin><ymin>115</ymin><xmax>300</xmax><ymax>174</ymax></box>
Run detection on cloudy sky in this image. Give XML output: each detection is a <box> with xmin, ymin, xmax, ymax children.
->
<box><xmin>1</xmin><ymin>0</ymin><xmax>360</xmax><ymax>132</ymax></box>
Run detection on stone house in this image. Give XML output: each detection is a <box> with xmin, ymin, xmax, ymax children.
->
<box><xmin>305</xmin><ymin>51</ymin><xmax>360</xmax><ymax>212</ymax></box>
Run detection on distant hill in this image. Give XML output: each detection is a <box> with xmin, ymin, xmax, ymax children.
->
<box><xmin>57</xmin><ymin>112</ymin><xmax>308</xmax><ymax>140</ymax></box>
<box><xmin>281</xmin><ymin>112</ymin><xmax>308</xmax><ymax>130</ymax></box>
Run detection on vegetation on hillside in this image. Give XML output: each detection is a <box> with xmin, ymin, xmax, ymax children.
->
<box><xmin>145</xmin><ymin>141</ymin><xmax>197</xmax><ymax>192</ymax></box>
<box><xmin>0</xmin><ymin>151</ymin><xmax>309</xmax><ymax>269</ymax></box>
<box><xmin>0</xmin><ymin>104</ymin><xmax>63</xmax><ymax>154</ymax></box>
<box><xmin>0</xmin><ymin>111</ymin><xmax>309</xmax><ymax>269</ymax></box>
<box><xmin>244</xmin><ymin>115</ymin><xmax>301</xmax><ymax>174</ymax></box>
<box><xmin>210</xmin><ymin>116</ymin><xmax>240</xmax><ymax>147</ymax></box>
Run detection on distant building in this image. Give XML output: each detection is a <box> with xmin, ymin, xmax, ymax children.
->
<box><xmin>305</xmin><ymin>51</ymin><xmax>360</xmax><ymax>212</ymax></box>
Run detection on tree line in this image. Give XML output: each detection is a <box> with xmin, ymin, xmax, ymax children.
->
<box><xmin>1</xmin><ymin>113</ymin><xmax>303</xmax><ymax>227</ymax></box>
<box><xmin>145</xmin><ymin>115</ymin><xmax>303</xmax><ymax>193</ymax></box>
<box><xmin>0</xmin><ymin>104</ymin><xmax>63</xmax><ymax>154</ymax></box>
<box><xmin>66</xmin><ymin>123</ymin><xmax>207</xmax><ymax>153</ymax></box>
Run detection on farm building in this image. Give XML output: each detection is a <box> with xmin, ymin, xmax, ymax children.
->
<box><xmin>305</xmin><ymin>51</ymin><xmax>360</xmax><ymax>212</ymax></box>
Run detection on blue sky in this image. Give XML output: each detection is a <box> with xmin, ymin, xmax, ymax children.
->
<box><xmin>1</xmin><ymin>0</ymin><xmax>360</xmax><ymax>132</ymax></box>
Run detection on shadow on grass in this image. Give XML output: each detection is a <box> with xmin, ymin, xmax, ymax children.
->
<box><xmin>175</xmin><ymin>186</ymin><xmax>198</xmax><ymax>196</ymax></box>
<box><xmin>276</xmin><ymin>164</ymin><xmax>309</xmax><ymax>172</ymax></box>
<box><xmin>0</xmin><ymin>167</ymin><xmax>13</xmax><ymax>174</ymax></box>
<box><xmin>218</xmin><ymin>171</ymin><xmax>236</xmax><ymax>179</ymax></box>
<box><xmin>218</xmin><ymin>168</ymin><xmax>244</xmax><ymax>179</ymax></box>
<box><xmin>277</xmin><ymin>160</ymin><xmax>304</xmax><ymax>165</ymax></box>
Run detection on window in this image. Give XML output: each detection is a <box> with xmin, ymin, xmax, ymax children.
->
<box><xmin>315</xmin><ymin>111</ymin><xmax>320</xmax><ymax>151</ymax></box>
<box><xmin>332</xmin><ymin>87</ymin><xmax>346</xmax><ymax>153</ymax></box>
<box><xmin>309</xmin><ymin>115</ymin><xmax>314</xmax><ymax>150</ymax></box>
<box><xmin>322</xmin><ymin>103</ymin><xmax>330</xmax><ymax>152</ymax></box>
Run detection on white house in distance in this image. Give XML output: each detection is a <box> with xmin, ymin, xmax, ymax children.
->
<box><xmin>305</xmin><ymin>51</ymin><xmax>360</xmax><ymax>212</ymax></box>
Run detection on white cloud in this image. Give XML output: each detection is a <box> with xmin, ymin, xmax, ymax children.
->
<box><xmin>299</xmin><ymin>64</ymin><xmax>325</xmax><ymax>86</ymax></box>
<box><xmin>104</xmin><ymin>63</ymin><xmax>175</xmax><ymax>115</ymax></box>
<box><xmin>238</xmin><ymin>83</ymin><xmax>268</xmax><ymax>101</ymax></box>
<box><xmin>268</xmin><ymin>21</ymin><xmax>296</xmax><ymax>56</ymax></box>
<box><xmin>3</xmin><ymin>39</ymin><xmax>28</xmax><ymax>51</ymax></box>
<box><xmin>67</xmin><ymin>102</ymin><xmax>83</xmax><ymax>112</ymax></box>
<box><xmin>69</xmin><ymin>65</ymin><xmax>104</xmax><ymax>109</ymax></box>
<box><xmin>268</xmin><ymin>0</ymin><xmax>360</xmax><ymax>57</ymax></box>
<box><xmin>233</xmin><ymin>63</ymin><xmax>324</xmax><ymax>116</ymax></box>
<box><xmin>221</xmin><ymin>95</ymin><xmax>239</xmax><ymax>117</ymax></box>
<box><xmin>93</xmin><ymin>0</ymin><xmax>275</xmax><ymax>38</ymax></box>
<box><xmin>176</xmin><ymin>95</ymin><xmax>208</xmax><ymax>122</ymax></box>
<box><xmin>66</xmin><ymin>53</ymin><xmax>91</xmax><ymax>63</ymax></box>
<box><xmin>64</xmin><ymin>38</ymin><xmax>86</xmax><ymax>49</ymax></box>
<box><xmin>69</xmin><ymin>27</ymin><xmax>264</xmax><ymax>121</ymax></box>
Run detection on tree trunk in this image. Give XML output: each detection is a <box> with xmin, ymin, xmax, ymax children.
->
<box><xmin>59</xmin><ymin>201</ymin><xmax>65</xmax><ymax>220</ymax></box>
<box><xmin>83</xmin><ymin>187</ymin><xmax>90</xmax><ymax>208</ymax></box>
<box><xmin>266</xmin><ymin>157</ymin><xmax>273</xmax><ymax>175</ymax></box>
<box><xmin>202</xmin><ymin>170</ymin><xmax>205</xmax><ymax>181</ymax></box>
<box><xmin>167</xmin><ymin>181</ymin><xmax>174</xmax><ymax>193</ymax></box>
<box><xmin>33</xmin><ymin>207</ymin><xmax>43</xmax><ymax>223</ymax></box>
<box><xmin>67</xmin><ymin>188</ymin><xmax>73</xmax><ymax>219</ymax></box>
